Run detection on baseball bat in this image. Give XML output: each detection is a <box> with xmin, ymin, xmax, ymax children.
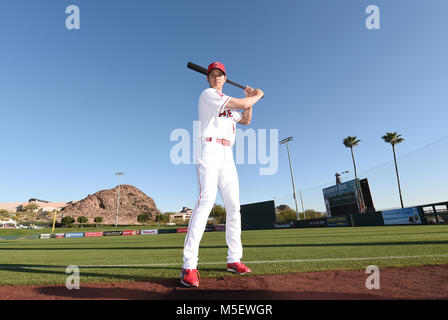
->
<box><xmin>187</xmin><ymin>62</ymin><xmax>263</xmax><ymax>98</ymax></box>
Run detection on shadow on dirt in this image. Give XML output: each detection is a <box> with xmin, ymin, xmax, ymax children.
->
<box><xmin>35</xmin><ymin>280</ymin><xmax>384</xmax><ymax>300</ymax></box>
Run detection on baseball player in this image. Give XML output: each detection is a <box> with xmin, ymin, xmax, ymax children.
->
<box><xmin>181</xmin><ymin>61</ymin><xmax>264</xmax><ymax>287</ymax></box>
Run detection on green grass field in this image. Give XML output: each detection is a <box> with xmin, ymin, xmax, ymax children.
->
<box><xmin>0</xmin><ymin>225</ymin><xmax>447</xmax><ymax>286</ymax></box>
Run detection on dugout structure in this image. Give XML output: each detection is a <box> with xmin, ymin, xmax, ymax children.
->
<box><xmin>240</xmin><ymin>200</ymin><xmax>276</xmax><ymax>230</ymax></box>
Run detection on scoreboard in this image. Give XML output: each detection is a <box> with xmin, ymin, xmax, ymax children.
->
<box><xmin>323</xmin><ymin>178</ymin><xmax>375</xmax><ymax>216</ymax></box>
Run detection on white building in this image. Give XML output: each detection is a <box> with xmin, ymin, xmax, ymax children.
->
<box><xmin>0</xmin><ymin>199</ymin><xmax>69</xmax><ymax>213</ymax></box>
<box><xmin>171</xmin><ymin>207</ymin><xmax>193</xmax><ymax>222</ymax></box>
<box><xmin>0</xmin><ymin>219</ymin><xmax>17</xmax><ymax>228</ymax></box>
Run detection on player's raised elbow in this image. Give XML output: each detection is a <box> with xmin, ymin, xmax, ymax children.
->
<box><xmin>239</xmin><ymin>118</ymin><xmax>250</xmax><ymax>125</ymax></box>
<box><xmin>227</xmin><ymin>98</ymin><xmax>251</xmax><ymax>111</ymax></box>
<box><xmin>242</xmin><ymin>103</ymin><xmax>252</xmax><ymax>111</ymax></box>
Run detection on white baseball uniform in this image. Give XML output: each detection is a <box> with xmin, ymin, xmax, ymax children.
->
<box><xmin>183</xmin><ymin>88</ymin><xmax>243</xmax><ymax>270</ymax></box>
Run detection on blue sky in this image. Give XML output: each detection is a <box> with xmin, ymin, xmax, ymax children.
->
<box><xmin>1</xmin><ymin>0</ymin><xmax>447</xmax><ymax>213</ymax></box>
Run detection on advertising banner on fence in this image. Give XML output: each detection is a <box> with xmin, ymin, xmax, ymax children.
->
<box><xmin>157</xmin><ymin>228</ymin><xmax>177</xmax><ymax>234</ymax></box>
<box><xmin>327</xmin><ymin>216</ymin><xmax>351</xmax><ymax>227</ymax></box>
<box><xmin>65</xmin><ymin>232</ymin><xmax>84</xmax><ymax>238</ymax></box>
<box><xmin>103</xmin><ymin>231</ymin><xmax>122</xmax><ymax>236</ymax></box>
<box><xmin>274</xmin><ymin>224</ymin><xmax>293</xmax><ymax>229</ymax></box>
<box><xmin>214</xmin><ymin>225</ymin><xmax>226</xmax><ymax>231</ymax></box>
<box><xmin>122</xmin><ymin>230</ymin><xmax>140</xmax><ymax>236</ymax></box>
<box><xmin>40</xmin><ymin>233</ymin><xmax>51</xmax><ymax>239</ymax></box>
<box><xmin>140</xmin><ymin>229</ymin><xmax>158</xmax><ymax>235</ymax></box>
<box><xmin>84</xmin><ymin>231</ymin><xmax>104</xmax><ymax>237</ymax></box>
<box><xmin>176</xmin><ymin>228</ymin><xmax>188</xmax><ymax>233</ymax></box>
<box><xmin>381</xmin><ymin>207</ymin><xmax>421</xmax><ymax>225</ymax></box>
<box><xmin>55</xmin><ymin>233</ymin><xmax>65</xmax><ymax>238</ymax></box>
<box><xmin>296</xmin><ymin>218</ymin><xmax>327</xmax><ymax>228</ymax></box>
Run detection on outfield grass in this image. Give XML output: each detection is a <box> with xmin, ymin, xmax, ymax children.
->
<box><xmin>0</xmin><ymin>225</ymin><xmax>447</xmax><ymax>286</ymax></box>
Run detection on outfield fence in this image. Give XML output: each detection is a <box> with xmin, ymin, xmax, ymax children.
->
<box><xmin>33</xmin><ymin>224</ymin><xmax>224</xmax><ymax>240</ymax></box>
<box><xmin>295</xmin><ymin>201</ymin><xmax>448</xmax><ymax>228</ymax></box>
<box><xmin>0</xmin><ymin>234</ymin><xmax>40</xmax><ymax>241</ymax></box>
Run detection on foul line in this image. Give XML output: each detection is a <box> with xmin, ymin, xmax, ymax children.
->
<box><xmin>77</xmin><ymin>254</ymin><xmax>448</xmax><ymax>268</ymax></box>
<box><xmin>1</xmin><ymin>254</ymin><xmax>447</xmax><ymax>270</ymax></box>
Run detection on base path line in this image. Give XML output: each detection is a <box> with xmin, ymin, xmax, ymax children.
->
<box><xmin>76</xmin><ymin>254</ymin><xmax>448</xmax><ymax>268</ymax></box>
<box><xmin>1</xmin><ymin>254</ymin><xmax>447</xmax><ymax>270</ymax></box>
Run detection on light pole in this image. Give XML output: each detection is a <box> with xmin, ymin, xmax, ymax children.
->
<box><xmin>279</xmin><ymin>137</ymin><xmax>301</xmax><ymax>221</ymax></box>
<box><xmin>299</xmin><ymin>189</ymin><xmax>306</xmax><ymax>219</ymax></box>
<box><xmin>335</xmin><ymin>171</ymin><xmax>349</xmax><ymax>184</ymax></box>
<box><xmin>115</xmin><ymin>172</ymin><xmax>125</xmax><ymax>227</ymax></box>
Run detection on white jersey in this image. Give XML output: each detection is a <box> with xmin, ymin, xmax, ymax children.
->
<box><xmin>183</xmin><ymin>86</ymin><xmax>245</xmax><ymax>271</ymax></box>
<box><xmin>198</xmin><ymin>88</ymin><xmax>242</xmax><ymax>145</ymax></box>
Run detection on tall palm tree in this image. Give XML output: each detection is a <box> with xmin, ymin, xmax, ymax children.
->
<box><xmin>343</xmin><ymin>136</ymin><xmax>365</xmax><ymax>212</ymax></box>
<box><xmin>382</xmin><ymin>132</ymin><xmax>405</xmax><ymax>208</ymax></box>
<box><xmin>343</xmin><ymin>136</ymin><xmax>361</xmax><ymax>181</ymax></box>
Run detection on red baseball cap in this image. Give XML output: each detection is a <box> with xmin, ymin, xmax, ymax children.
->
<box><xmin>207</xmin><ymin>61</ymin><xmax>226</xmax><ymax>75</ymax></box>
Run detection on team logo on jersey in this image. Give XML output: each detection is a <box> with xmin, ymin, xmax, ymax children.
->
<box><xmin>219</xmin><ymin>110</ymin><xmax>233</xmax><ymax>118</ymax></box>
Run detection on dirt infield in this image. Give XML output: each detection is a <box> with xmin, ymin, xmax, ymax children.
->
<box><xmin>1</xmin><ymin>265</ymin><xmax>447</xmax><ymax>300</ymax></box>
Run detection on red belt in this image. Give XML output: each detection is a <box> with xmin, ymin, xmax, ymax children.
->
<box><xmin>205</xmin><ymin>137</ymin><xmax>231</xmax><ymax>146</ymax></box>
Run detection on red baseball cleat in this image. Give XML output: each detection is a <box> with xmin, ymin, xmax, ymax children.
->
<box><xmin>227</xmin><ymin>262</ymin><xmax>251</xmax><ymax>275</ymax></box>
<box><xmin>180</xmin><ymin>268</ymin><xmax>200</xmax><ymax>287</ymax></box>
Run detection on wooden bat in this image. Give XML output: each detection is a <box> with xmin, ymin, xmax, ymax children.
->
<box><xmin>187</xmin><ymin>61</ymin><xmax>263</xmax><ymax>98</ymax></box>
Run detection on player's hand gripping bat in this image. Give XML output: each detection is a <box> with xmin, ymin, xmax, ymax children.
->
<box><xmin>187</xmin><ymin>62</ymin><xmax>264</xmax><ymax>99</ymax></box>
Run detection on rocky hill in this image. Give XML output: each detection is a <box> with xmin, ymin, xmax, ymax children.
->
<box><xmin>60</xmin><ymin>185</ymin><xmax>160</xmax><ymax>225</ymax></box>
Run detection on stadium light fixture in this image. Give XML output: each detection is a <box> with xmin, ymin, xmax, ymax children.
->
<box><xmin>279</xmin><ymin>137</ymin><xmax>301</xmax><ymax>220</ymax></box>
<box><xmin>335</xmin><ymin>170</ymin><xmax>349</xmax><ymax>184</ymax></box>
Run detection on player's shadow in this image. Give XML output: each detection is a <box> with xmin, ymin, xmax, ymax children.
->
<box><xmin>36</xmin><ymin>285</ymin><xmax>168</xmax><ymax>299</ymax></box>
<box><xmin>0</xmin><ymin>264</ymin><xmax>181</xmax><ymax>283</ymax></box>
<box><xmin>35</xmin><ymin>284</ymin><xmax>388</xmax><ymax>300</ymax></box>
<box><xmin>168</xmin><ymin>289</ymin><xmax>387</xmax><ymax>300</ymax></box>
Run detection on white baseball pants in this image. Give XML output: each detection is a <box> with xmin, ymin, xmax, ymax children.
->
<box><xmin>182</xmin><ymin>141</ymin><xmax>242</xmax><ymax>269</ymax></box>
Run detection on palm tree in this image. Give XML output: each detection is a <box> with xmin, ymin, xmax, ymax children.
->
<box><xmin>382</xmin><ymin>132</ymin><xmax>405</xmax><ymax>208</ymax></box>
<box><xmin>343</xmin><ymin>136</ymin><xmax>365</xmax><ymax>212</ymax></box>
<box><xmin>343</xmin><ymin>136</ymin><xmax>361</xmax><ymax>181</ymax></box>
